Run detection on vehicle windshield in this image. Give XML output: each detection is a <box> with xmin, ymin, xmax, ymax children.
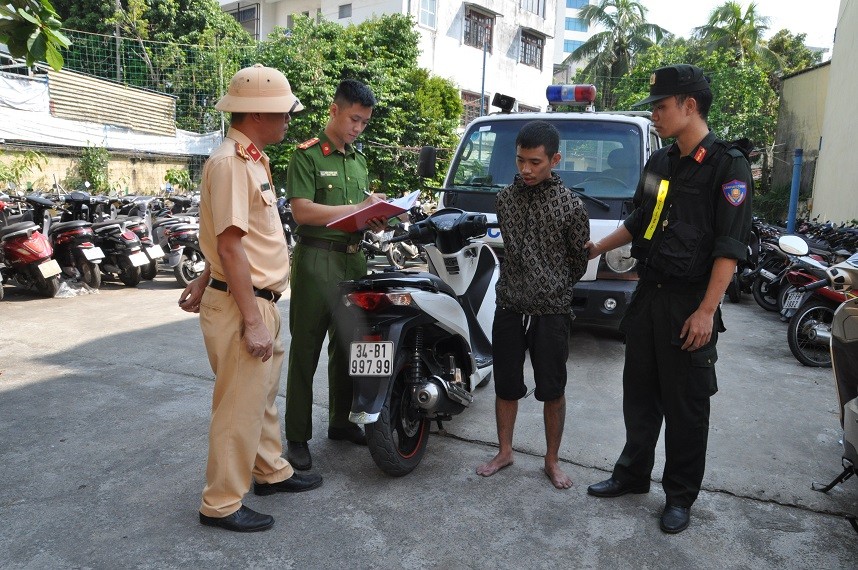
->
<box><xmin>450</xmin><ymin>118</ymin><xmax>643</xmax><ymax>198</ymax></box>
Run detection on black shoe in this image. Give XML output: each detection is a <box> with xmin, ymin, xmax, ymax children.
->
<box><xmin>199</xmin><ymin>505</ymin><xmax>274</xmax><ymax>532</ymax></box>
<box><xmin>286</xmin><ymin>440</ymin><xmax>312</xmax><ymax>471</ymax></box>
<box><xmin>254</xmin><ymin>471</ymin><xmax>323</xmax><ymax>495</ymax></box>
<box><xmin>327</xmin><ymin>424</ymin><xmax>367</xmax><ymax>446</ymax></box>
<box><xmin>660</xmin><ymin>504</ymin><xmax>691</xmax><ymax>534</ymax></box>
<box><xmin>586</xmin><ymin>477</ymin><xmax>650</xmax><ymax>498</ymax></box>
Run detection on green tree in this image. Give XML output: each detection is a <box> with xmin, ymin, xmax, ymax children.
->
<box><xmin>258</xmin><ymin>14</ymin><xmax>461</xmax><ymax>193</ymax></box>
<box><xmin>767</xmin><ymin>29</ymin><xmax>821</xmax><ymax>75</ymax></box>
<box><xmin>614</xmin><ymin>43</ymin><xmax>777</xmax><ymax>151</ymax></box>
<box><xmin>0</xmin><ymin>0</ymin><xmax>71</xmax><ymax>70</ymax></box>
<box><xmin>693</xmin><ymin>1</ymin><xmax>780</xmax><ymax>67</ymax></box>
<box><xmin>564</xmin><ymin>0</ymin><xmax>669</xmax><ymax>109</ymax></box>
<box><xmin>0</xmin><ymin>150</ymin><xmax>48</xmax><ymax>190</ymax></box>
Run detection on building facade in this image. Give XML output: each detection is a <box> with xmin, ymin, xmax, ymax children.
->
<box><xmin>220</xmin><ymin>1</ymin><xmax>593</xmax><ymax>119</ymax></box>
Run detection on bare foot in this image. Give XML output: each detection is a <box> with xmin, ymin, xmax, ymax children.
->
<box><xmin>476</xmin><ymin>452</ymin><xmax>513</xmax><ymax>477</ymax></box>
<box><xmin>544</xmin><ymin>462</ymin><xmax>573</xmax><ymax>489</ymax></box>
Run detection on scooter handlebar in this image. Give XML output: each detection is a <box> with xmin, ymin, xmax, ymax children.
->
<box><xmin>798</xmin><ymin>279</ymin><xmax>828</xmax><ymax>292</ymax></box>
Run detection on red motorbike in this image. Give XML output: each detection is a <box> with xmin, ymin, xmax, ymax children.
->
<box><xmin>0</xmin><ymin>196</ymin><xmax>62</xmax><ymax>298</ymax></box>
<box><xmin>778</xmin><ymin>236</ymin><xmax>850</xmax><ymax>367</ymax></box>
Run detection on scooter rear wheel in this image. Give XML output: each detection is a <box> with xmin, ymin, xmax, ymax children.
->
<box><xmin>726</xmin><ymin>274</ymin><xmax>741</xmax><ymax>303</ymax></box>
<box><xmin>34</xmin><ymin>272</ymin><xmax>60</xmax><ymax>298</ymax></box>
<box><xmin>75</xmin><ymin>252</ymin><xmax>101</xmax><ymax>289</ymax></box>
<box><xmin>787</xmin><ymin>299</ymin><xmax>834</xmax><ymax>367</ymax></box>
<box><xmin>118</xmin><ymin>256</ymin><xmax>141</xmax><ymax>287</ymax></box>
<box><xmin>141</xmin><ymin>260</ymin><xmax>157</xmax><ymax>280</ymax></box>
<box><xmin>752</xmin><ymin>274</ymin><xmax>780</xmax><ymax>312</ymax></box>
<box><xmin>366</xmin><ymin>361</ymin><xmax>429</xmax><ymax>476</ymax></box>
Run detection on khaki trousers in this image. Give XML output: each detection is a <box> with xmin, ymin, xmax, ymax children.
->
<box><xmin>199</xmin><ymin>287</ymin><xmax>293</xmax><ymax>518</ymax></box>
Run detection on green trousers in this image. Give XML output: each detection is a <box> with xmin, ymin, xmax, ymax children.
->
<box><xmin>284</xmin><ymin>244</ymin><xmax>367</xmax><ymax>442</ymax></box>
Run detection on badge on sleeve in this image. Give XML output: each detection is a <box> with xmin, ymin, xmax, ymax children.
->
<box><xmin>722</xmin><ymin>180</ymin><xmax>747</xmax><ymax>206</ymax></box>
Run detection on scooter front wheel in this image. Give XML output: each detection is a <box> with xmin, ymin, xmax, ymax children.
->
<box><xmin>366</xmin><ymin>362</ymin><xmax>429</xmax><ymax>476</ymax></box>
<box><xmin>787</xmin><ymin>299</ymin><xmax>834</xmax><ymax>367</ymax></box>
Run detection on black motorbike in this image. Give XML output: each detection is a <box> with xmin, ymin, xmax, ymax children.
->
<box><xmin>277</xmin><ymin>196</ymin><xmax>297</xmax><ymax>255</ymax></box>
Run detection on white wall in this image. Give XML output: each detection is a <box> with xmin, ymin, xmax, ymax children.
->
<box><xmin>223</xmin><ymin>0</ymin><xmax>559</xmax><ymax>112</ymax></box>
<box><xmin>810</xmin><ymin>0</ymin><xmax>858</xmax><ymax>223</ymax></box>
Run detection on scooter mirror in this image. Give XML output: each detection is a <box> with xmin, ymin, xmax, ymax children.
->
<box><xmin>778</xmin><ymin>234</ymin><xmax>808</xmax><ymax>256</ymax></box>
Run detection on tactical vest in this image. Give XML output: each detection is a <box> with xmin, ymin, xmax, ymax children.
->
<box><xmin>631</xmin><ymin>139</ymin><xmax>749</xmax><ymax>284</ymax></box>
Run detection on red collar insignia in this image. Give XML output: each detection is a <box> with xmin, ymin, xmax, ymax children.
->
<box><xmin>693</xmin><ymin>146</ymin><xmax>707</xmax><ymax>163</ymax></box>
<box><xmin>245</xmin><ymin>143</ymin><xmax>262</xmax><ymax>163</ymax></box>
<box><xmin>321</xmin><ymin>142</ymin><xmax>333</xmax><ymax>156</ymax></box>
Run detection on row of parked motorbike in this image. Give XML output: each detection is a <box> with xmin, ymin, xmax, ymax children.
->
<box><xmin>0</xmin><ymin>188</ymin><xmax>207</xmax><ymax>301</ymax></box>
<box><xmin>727</xmin><ymin>216</ymin><xmax>858</xmax><ymax>368</ymax></box>
<box><xmin>0</xmin><ymin>184</ymin><xmax>433</xmax><ymax>301</ymax></box>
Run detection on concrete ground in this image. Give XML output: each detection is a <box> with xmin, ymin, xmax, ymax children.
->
<box><xmin>1</xmin><ymin>268</ymin><xmax>856</xmax><ymax>569</ymax></box>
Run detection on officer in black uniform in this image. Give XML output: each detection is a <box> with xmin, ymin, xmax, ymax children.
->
<box><xmin>584</xmin><ymin>64</ymin><xmax>753</xmax><ymax>534</ymax></box>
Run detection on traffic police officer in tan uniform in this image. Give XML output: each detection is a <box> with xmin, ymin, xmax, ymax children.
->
<box><xmin>179</xmin><ymin>64</ymin><xmax>322</xmax><ymax>533</ymax></box>
<box><xmin>284</xmin><ymin>79</ymin><xmax>387</xmax><ymax>470</ymax></box>
<box><xmin>584</xmin><ymin>64</ymin><xmax>753</xmax><ymax>534</ymax></box>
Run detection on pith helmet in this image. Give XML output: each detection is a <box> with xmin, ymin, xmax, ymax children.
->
<box><xmin>215</xmin><ymin>64</ymin><xmax>304</xmax><ymax>114</ymax></box>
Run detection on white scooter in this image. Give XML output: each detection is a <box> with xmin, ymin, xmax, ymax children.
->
<box><xmin>338</xmin><ymin>208</ymin><xmax>498</xmax><ymax>476</ymax></box>
<box><xmin>785</xmin><ymin>232</ymin><xmax>858</xmax><ymax>534</ymax></box>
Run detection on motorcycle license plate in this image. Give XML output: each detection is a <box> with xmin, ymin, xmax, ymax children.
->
<box><xmin>128</xmin><ymin>251</ymin><xmax>150</xmax><ymax>267</ymax></box>
<box><xmin>349</xmin><ymin>341</ymin><xmax>394</xmax><ymax>377</ymax></box>
<box><xmin>783</xmin><ymin>291</ymin><xmax>804</xmax><ymax>310</ymax></box>
<box><xmin>82</xmin><ymin>246</ymin><xmax>104</xmax><ymax>261</ymax></box>
<box><xmin>145</xmin><ymin>245</ymin><xmax>165</xmax><ymax>260</ymax></box>
<box><xmin>38</xmin><ymin>259</ymin><xmax>61</xmax><ymax>278</ymax></box>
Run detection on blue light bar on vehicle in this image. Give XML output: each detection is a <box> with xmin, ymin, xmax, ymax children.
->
<box><xmin>546</xmin><ymin>84</ymin><xmax>597</xmax><ymax>106</ymax></box>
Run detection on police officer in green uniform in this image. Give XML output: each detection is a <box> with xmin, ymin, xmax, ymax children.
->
<box><xmin>284</xmin><ymin>79</ymin><xmax>387</xmax><ymax>470</ymax></box>
<box><xmin>584</xmin><ymin>65</ymin><xmax>753</xmax><ymax>534</ymax></box>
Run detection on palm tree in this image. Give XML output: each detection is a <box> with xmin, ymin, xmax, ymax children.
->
<box><xmin>693</xmin><ymin>1</ymin><xmax>781</xmax><ymax>67</ymax></box>
<box><xmin>563</xmin><ymin>0</ymin><xmax>669</xmax><ymax>110</ymax></box>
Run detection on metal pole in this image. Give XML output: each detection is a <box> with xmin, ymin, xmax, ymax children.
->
<box><xmin>480</xmin><ymin>25</ymin><xmax>488</xmax><ymax>116</ymax></box>
<box><xmin>115</xmin><ymin>0</ymin><xmax>121</xmax><ymax>82</ymax></box>
<box><xmin>786</xmin><ymin>148</ymin><xmax>803</xmax><ymax>234</ymax></box>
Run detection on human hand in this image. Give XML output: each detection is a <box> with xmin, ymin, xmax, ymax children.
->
<box><xmin>366</xmin><ymin>216</ymin><xmax>387</xmax><ymax>233</ymax></box>
<box><xmin>243</xmin><ymin>320</ymin><xmax>274</xmax><ymax>361</ymax></box>
<box><xmin>178</xmin><ymin>277</ymin><xmax>206</xmax><ymax>313</ymax></box>
<box><xmin>584</xmin><ymin>240</ymin><xmax>601</xmax><ymax>260</ymax></box>
<box><xmin>679</xmin><ymin>308</ymin><xmax>714</xmax><ymax>351</ymax></box>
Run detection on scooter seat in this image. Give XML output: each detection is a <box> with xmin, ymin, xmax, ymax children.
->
<box><xmin>167</xmin><ymin>223</ymin><xmax>199</xmax><ymax>232</ymax></box>
<box><xmin>49</xmin><ymin>220</ymin><xmax>90</xmax><ymax>234</ymax></box>
<box><xmin>113</xmin><ymin>215</ymin><xmax>144</xmax><ymax>224</ymax></box>
<box><xmin>153</xmin><ymin>216</ymin><xmax>194</xmax><ymax>229</ymax></box>
<box><xmin>91</xmin><ymin>220</ymin><xmax>123</xmax><ymax>230</ymax></box>
<box><xmin>346</xmin><ymin>270</ymin><xmax>457</xmax><ymax>298</ymax></box>
<box><xmin>0</xmin><ymin>221</ymin><xmax>38</xmax><ymax>240</ymax></box>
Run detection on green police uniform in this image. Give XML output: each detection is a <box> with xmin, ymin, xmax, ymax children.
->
<box><xmin>284</xmin><ymin>132</ymin><xmax>369</xmax><ymax>442</ymax></box>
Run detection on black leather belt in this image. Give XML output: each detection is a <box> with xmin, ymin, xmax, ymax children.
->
<box><xmin>209</xmin><ymin>278</ymin><xmax>281</xmax><ymax>302</ymax></box>
<box><xmin>296</xmin><ymin>235</ymin><xmax>361</xmax><ymax>254</ymax></box>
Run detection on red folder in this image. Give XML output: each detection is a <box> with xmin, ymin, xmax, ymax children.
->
<box><xmin>326</xmin><ymin>190</ymin><xmax>420</xmax><ymax>233</ymax></box>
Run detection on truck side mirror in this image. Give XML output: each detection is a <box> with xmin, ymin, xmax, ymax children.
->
<box><xmin>417</xmin><ymin>146</ymin><xmax>437</xmax><ymax>179</ymax></box>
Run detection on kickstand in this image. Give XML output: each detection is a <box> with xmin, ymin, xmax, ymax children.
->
<box><xmin>811</xmin><ymin>467</ymin><xmax>854</xmax><ymax>493</ymax></box>
<box><xmin>436</xmin><ymin>419</ymin><xmax>447</xmax><ymax>436</ymax></box>
<box><xmin>847</xmin><ymin>516</ymin><xmax>858</xmax><ymax>535</ymax></box>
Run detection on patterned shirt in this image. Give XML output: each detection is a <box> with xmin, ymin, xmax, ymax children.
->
<box><xmin>495</xmin><ymin>172</ymin><xmax>590</xmax><ymax>315</ymax></box>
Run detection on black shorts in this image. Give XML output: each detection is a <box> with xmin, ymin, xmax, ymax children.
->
<box><xmin>492</xmin><ymin>306</ymin><xmax>571</xmax><ymax>402</ymax></box>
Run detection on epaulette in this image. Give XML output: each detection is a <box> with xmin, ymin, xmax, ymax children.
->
<box><xmin>297</xmin><ymin>137</ymin><xmax>319</xmax><ymax>150</ymax></box>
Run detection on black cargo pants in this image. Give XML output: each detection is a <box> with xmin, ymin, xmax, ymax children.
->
<box><xmin>612</xmin><ymin>280</ymin><xmax>722</xmax><ymax>507</ymax></box>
